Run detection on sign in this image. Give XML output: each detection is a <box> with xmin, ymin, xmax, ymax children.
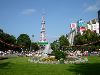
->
<box><xmin>70</xmin><ymin>23</ymin><xmax>77</xmax><ymax>30</ymax></box>
<box><xmin>77</xmin><ymin>19</ymin><xmax>87</xmax><ymax>27</ymax></box>
<box><xmin>80</xmin><ymin>27</ymin><xmax>86</xmax><ymax>32</ymax></box>
<box><xmin>38</xmin><ymin>42</ymin><xmax>48</xmax><ymax>45</ymax></box>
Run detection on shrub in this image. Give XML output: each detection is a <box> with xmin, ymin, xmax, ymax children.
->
<box><xmin>53</xmin><ymin>50</ymin><xmax>66</xmax><ymax>60</ymax></box>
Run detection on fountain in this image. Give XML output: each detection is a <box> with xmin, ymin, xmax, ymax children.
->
<box><xmin>42</xmin><ymin>44</ymin><xmax>53</xmax><ymax>57</ymax></box>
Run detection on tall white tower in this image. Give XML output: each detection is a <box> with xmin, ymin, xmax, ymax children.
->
<box><xmin>40</xmin><ymin>16</ymin><xmax>46</xmax><ymax>42</ymax></box>
<box><xmin>38</xmin><ymin>16</ymin><xmax>48</xmax><ymax>45</ymax></box>
<box><xmin>38</xmin><ymin>16</ymin><xmax>52</xmax><ymax>55</ymax></box>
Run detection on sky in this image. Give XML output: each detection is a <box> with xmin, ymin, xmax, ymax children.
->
<box><xmin>0</xmin><ymin>0</ymin><xmax>100</xmax><ymax>42</ymax></box>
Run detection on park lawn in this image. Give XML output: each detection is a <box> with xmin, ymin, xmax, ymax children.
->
<box><xmin>0</xmin><ymin>56</ymin><xmax>100</xmax><ymax>75</ymax></box>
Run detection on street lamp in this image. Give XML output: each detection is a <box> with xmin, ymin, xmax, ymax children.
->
<box><xmin>30</xmin><ymin>34</ymin><xmax>34</xmax><ymax>51</ymax></box>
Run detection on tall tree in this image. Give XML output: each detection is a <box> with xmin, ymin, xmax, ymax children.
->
<box><xmin>59</xmin><ymin>35</ymin><xmax>69</xmax><ymax>51</ymax></box>
<box><xmin>17</xmin><ymin>34</ymin><xmax>31</xmax><ymax>51</ymax></box>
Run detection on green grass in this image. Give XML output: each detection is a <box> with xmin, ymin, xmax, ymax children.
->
<box><xmin>0</xmin><ymin>56</ymin><xmax>100</xmax><ymax>75</ymax></box>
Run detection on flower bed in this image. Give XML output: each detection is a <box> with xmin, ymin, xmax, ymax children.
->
<box><xmin>28</xmin><ymin>56</ymin><xmax>88</xmax><ymax>64</ymax></box>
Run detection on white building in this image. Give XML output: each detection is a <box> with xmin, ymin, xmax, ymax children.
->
<box><xmin>87</xmin><ymin>18</ymin><xmax>99</xmax><ymax>34</ymax></box>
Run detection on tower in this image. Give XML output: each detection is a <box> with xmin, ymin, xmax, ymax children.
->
<box><xmin>40</xmin><ymin>16</ymin><xmax>46</xmax><ymax>42</ymax></box>
<box><xmin>38</xmin><ymin>16</ymin><xmax>52</xmax><ymax>55</ymax></box>
<box><xmin>38</xmin><ymin>16</ymin><xmax>48</xmax><ymax>46</ymax></box>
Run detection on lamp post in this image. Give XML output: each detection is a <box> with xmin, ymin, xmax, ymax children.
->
<box><xmin>30</xmin><ymin>34</ymin><xmax>34</xmax><ymax>51</ymax></box>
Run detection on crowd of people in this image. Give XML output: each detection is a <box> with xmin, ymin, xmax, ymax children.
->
<box><xmin>0</xmin><ymin>49</ymin><xmax>100</xmax><ymax>57</ymax></box>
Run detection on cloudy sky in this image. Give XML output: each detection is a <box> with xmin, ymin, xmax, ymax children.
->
<box><xmin>0</xmin><ymin>0</ymin><xmax>100</xmax><ymax>42</ymax></box>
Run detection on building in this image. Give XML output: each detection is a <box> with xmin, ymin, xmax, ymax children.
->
<box><xmin>68</xmin><ymin>23</ymin><xmax>77</xmax><ymax>46</ymax></box>
<box><xmin>87</xmin><ymin>18</ymin><xmax>99</xmax><ymax>34</ymax></box>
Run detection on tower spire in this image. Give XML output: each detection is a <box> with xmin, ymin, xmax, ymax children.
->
<box><xmin>40</xmin><ymin>16</ymin><xmax>46</xmax><ymax>42</ymax></box>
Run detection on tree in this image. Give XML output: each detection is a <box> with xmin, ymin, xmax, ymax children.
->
<box><xmin>82</xmin><ymin>29</ymin><xmax>99</xmax><ymax>43</ymax></box>
<box><xmin>31</xmin><ymin>42</ymin><xmax>39</xmax><ymax>51</ymax></box>
<box><xmin>17</xmin><ymin>34</ymin><xmax>31</xmax><ymax>51</ymax></box>
<box><xmin>51</xmin><ymin>35</ymin><xmax>69</xmax><ymax>60</ymax></box>
<box><xmin>74</xmin><ymin>29</ymin><xmax>100</xmax><ymax>45</ymax></box>
<box><xmin>51</xmin><ymin>35</ymin><xmax>69</xmax><ymax>51</ymax></box>
<box><xmin>0</xmin><ymin>29</ymin><xmax>16</xmax><ymax>51</ymax></box>
<box><xmin>73</xmin><ymin>29</ymin><xmax>100</xmax><ymax>51</ymax></box>
<box><xmin>51</xmin><ymin>40</ymin><xmax>60</xmax><ymax>51</ymax></box>
<box><xmin>6</xmin><ymin>35</ymin><xmax>16</xmax><ymax>45</ymax></box>
<box><xmin>0</xmin><ymin>29</ymin><xmax>3</xmax><ymax>33</ymax></box>
<box><xmin>73</xmin><ymin>33</ymin><xmax>85</xmax><ymax>45</ymax></box>
<box><xmin>59</xmin><ymin>35</ymin><xmax>69</xmax><ymax>51</ymax></box>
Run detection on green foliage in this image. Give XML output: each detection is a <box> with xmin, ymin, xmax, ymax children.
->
<box><xmin>0</xmin><ymin>29</ymin><xmax>3</xmax><ymax>33</ymax></box>
<box><xmin>0</xmin><ymin>29</ymin><xmax>16</xmax><ymax>51</ymax></box>
<box><xmin>74</xmin><ymin>29</ymin><xmax>100</xmax><ymax>45</ymax></box>
<box><xmin>0</xmin><ymin>32</ymin><xmax>16</xmax><ymax>44</ymax></box>
<box><xmin>51</xmin><ymin>40</ymin><xmax>60</xmax><ymax>50</ymax></box>
<box><xmin>53</xmin><ymin>50</ymin><xmax>66</xmax><ymax>60</ymax></box>
<box><xmin>31</xmin><ymin>42</ymin><xmax>39</xmax><ymax>51</ymax></box>
<box><xmin>51</xmin><ymin>35</ymin><xmax>69</xmax><ymax>51</ymax></box>
<box><xmin>82</xmin><ymin>29</ymin><xmax>99</xmax><ymax>43</ymax></box>
<box><xmin>17</xmin><ymin>34</ymin><xmax>31</xmax><ymax>51</ymax></box>
<box><xmin>7</xmin><ymin>35</ymin><xmax>16</xmax><ymax>44</ymax></box>
<box><xmin>59</xmin><ymin>35</ymin><xmax>69</xmax><ymax>50</ymax></box>
<box><xmin>74</xmin><ymin>33</ymin><xmax>84</xmax><ymax>45</ymax></box>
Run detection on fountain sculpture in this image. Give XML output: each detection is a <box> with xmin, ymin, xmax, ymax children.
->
<box><xmin>42</xmin><ymin>44</ymin><xmax>53</xmax><ymax>57</ymax></box>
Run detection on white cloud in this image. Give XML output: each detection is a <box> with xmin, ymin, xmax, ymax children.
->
<box><xmin>21</xmin><ymin>9</ymin><xmax>36</xmax><ymax>15</ymax></box>
<box><xmin>84</xmin><ymin>0</ymin><xmax>100</xmax><ymax>13</ymax></box>
<box><xmin>85</xmin><ymin>5</ymin><xmax>99</xmax><ymax>12</ymax></box>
